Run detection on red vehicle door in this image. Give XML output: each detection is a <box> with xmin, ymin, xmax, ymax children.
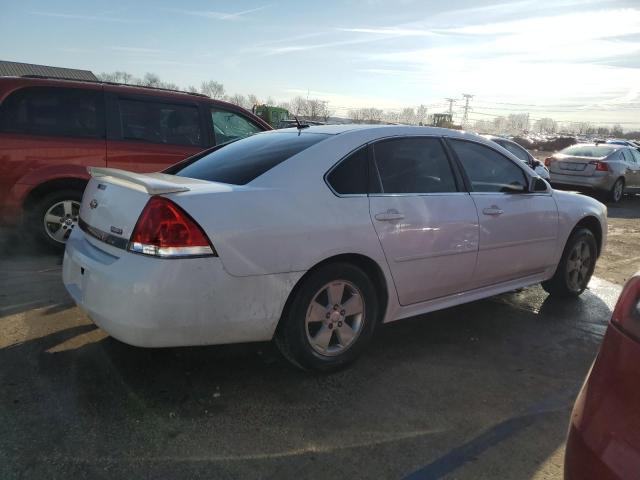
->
<box><xmin>105</xmin><ymin>92</ymin><xmax>207</xmax><ymax>173</ymax></box>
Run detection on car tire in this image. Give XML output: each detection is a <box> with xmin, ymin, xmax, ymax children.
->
<box><xmin>608</xmin><ymin>178</ymin><xmax>624</xmax><ymax>203</ymax></box>
<box><xmin>29</xmin><ymin>189</ymin><xmax>83</xmax><ymax>251</ymax></box>
<box><xmin>541</xmin><ymin>228</ymin><xmax>597</xmax><ymax>297</ymax></box>
<box><xmin>275</xmin><ymin>262</ymin><xmax>379</xmax><ymax>372</ymax></box>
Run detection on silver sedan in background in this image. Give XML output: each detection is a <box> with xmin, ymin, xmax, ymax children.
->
<box><xmin>482</xmin><ymin>135</ymin><xmax>550</xmax><ymax>180</ymax></box>
<box><xmin>546</xmin><ymin>143</ymin><xmax>640</xmax><ymax>203</ymax></box>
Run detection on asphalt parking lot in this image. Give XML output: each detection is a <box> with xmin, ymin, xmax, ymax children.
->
<box><xmin>1</xmin><ymin>195</ymin><xmax>638</xmax><ymax>480</ymax></box>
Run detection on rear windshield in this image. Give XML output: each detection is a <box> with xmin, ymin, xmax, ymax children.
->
<box><xmin>560</xmin><ymin>145</ymin><xmax>615</xmax><ymax>158</ymax></box>
<box><xmin>173</xmin><ymin>132</ymin><xmax>330</xmax><ymax>185</ymax></box>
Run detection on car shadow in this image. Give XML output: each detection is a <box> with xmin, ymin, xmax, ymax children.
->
<box><xmin>0</xmin><ymin>284</ymin><xmax>613</xmax><ymax>479</ymax></box>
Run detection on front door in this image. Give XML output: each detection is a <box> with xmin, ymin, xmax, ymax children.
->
<box><xmin>447</xmin><ymin>138</ymin><xmax>558</xmax><ymax>288</ymax></box>
<box><xmin>369</xmin><ymin>137</ymin><xmax>479</xmax><ymax>305</ymax></box>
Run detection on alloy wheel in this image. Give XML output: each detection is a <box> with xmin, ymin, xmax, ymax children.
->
<box><xmin>305</xmin><ymin>280</ymin><xmax>365</xmax><ymax>356</ymax></box>
<box><xmin>566</xmin><ymin>240</ymin><xmax>592</xmax><ymax>292</ymax></box>
<box><xmin>43</xmin><ymin>200</ymin><xmax>80</xmax><ymax>244</ymax></box>
<box><xmin>613</xmin><ymin>180</ymin><xmax>624</xmax><ymax>202</ymax></box>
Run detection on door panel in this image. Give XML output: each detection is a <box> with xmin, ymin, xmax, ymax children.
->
<box><xmin>469</xmin><ymin>193</ymin><xmax>558</xmax><ymax>287</ymax></box>
<box><xmin>370</xmin><ymin>195</ymin><xmax>479</xmax><ymax>305</ymax></box>
<box><xmin>106</xmin><ymin>140</ymin><xmax>201</xmax><ymax>173</ymax></box>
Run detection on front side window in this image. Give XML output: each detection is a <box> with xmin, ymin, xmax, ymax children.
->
<box><xmin>327</xmin><ymin>147</ymin><xmax>368</xmax><ymax>195</ymax></box>
<box><xmin>630</xmin><ymin>149</ymin><xmax>640</xmax><ymax>164</ymax></box>
<box><xmin>175</xmin><ymin>132</ymin><xmax>329</xmax><ymax>185</ymax></box>
<box><xmin>118</xmin><ymin>99</ymin><xmax>202</xmax><ymax>146</ymax></box>
<box><xmin>211</xmin><ymin>109</ymin><xmax>262</xmax><ymax>144</ymax></box>
<box><xmin>449</xmin><ymin>139</ymin><xmax>528</xmax><ymax>193</ymax></box>
<box><xmin>373</xmin><ymin>137</ymin><xmax>457</xmax><ymax>194</ymax></box>
<box><xmin>0</xmin><ymin>87</ymin><xmax>104</xmax><ymax>138</ymax></box>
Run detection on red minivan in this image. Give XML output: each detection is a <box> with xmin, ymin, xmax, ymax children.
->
<box><xmin>0</xmin><ymin>76</ymin><xmax>271</xmax><ymax>249</ymax></box>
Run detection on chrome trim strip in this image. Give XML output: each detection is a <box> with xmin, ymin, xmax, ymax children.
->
<box><xmin>79</xmin><ymin>218</ymin><xmax>128</xmax><ymax>250</ymax></box>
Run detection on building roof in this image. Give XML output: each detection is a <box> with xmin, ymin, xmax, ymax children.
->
<box><xmin>0</xmin><ymin>60</ymin><xmax>98</xmax><ymax>81</ymax></box>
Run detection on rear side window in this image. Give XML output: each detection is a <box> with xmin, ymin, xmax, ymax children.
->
<box><xmin>449</xmin><ymin>139</ymin><xmax>528</xmax><ymax>193</ymax></box>
<box><xmin>117</xmin><ymin>98</ymin><xmax>202</xmax><ymax>146</ymax></box>
<box><xmin>211</xmin><ymin>109</ymin><xmax>262</xmax><ymax>144</ymax></box>
<box><xmin>373</xmin><ymin>137</ymin><xmax>457</xmax><ymax>194</ymax></box>
<box><xmin>327</xmin><ymin>147</ymin><xmax>368</xmax><ymax>195</ymax></box>
<box><xmin>175</xmin><ymin>132</ymin><xmax>330</xmax><ymax>185</ymax></box>
<box><xmin>621</xmin><ymin>149</ymin><xmax>634</xmax><ymax>163</ymax></box>
<box><xmin>0</xmin><ymin>87</ymin><xmax>104</xmax><ymax>138</ymax></box>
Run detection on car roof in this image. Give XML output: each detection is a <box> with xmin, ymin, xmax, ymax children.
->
<box><xmin>266</xmin><ymin>123</ymin><xmax>479</xmax><ymax>138</ymax></box>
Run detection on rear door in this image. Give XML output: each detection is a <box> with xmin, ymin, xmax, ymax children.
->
<box><xmin>105</xmin><ymin>93</ymin><xmax>206</xmax><ymax>172</ymax></box>
<box><xmin>622</xmin><ymin>149</ymin><xmax>640</xmax><ymax>188</ymax></box>
<box><xmin>447</xmin><ymin>138</ymin><xmax>558</xmax><ymax>288</ymax></box>
<box><xmin>368</xmin><ymin>136</ymin><xmax>479</xmax><ymax>305</ymax></box>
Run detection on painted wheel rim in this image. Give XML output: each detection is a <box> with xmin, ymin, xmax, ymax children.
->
<box><xmin>43</xmin><ymin>200</ymin><xmax>80</xmax><ymax>244</ymax></box>
<box><xmin>305</xmin><ymin>280</ymin><xmax>365</xmax><ymax>357</ymax></box>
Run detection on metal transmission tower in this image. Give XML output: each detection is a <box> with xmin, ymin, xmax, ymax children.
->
<box><xmin>461</xmin><ymin>94</ymin><xmax>474</xmax><ymax>128</ymax></box>
<box><xmin>445</xmin><ymin>98</ymin><xmax>457</xmax><ymax>116</ymax></box>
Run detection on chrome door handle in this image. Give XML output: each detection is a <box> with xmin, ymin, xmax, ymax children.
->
<box><xmin>375</xmin><ymin>211</ymin><xmax>405</xmax><ymax>221</ymax></box>
<box><xmin>482</xmin><ymin>207</ymin><xmax>504</xmax><ymax>216</ymax></box>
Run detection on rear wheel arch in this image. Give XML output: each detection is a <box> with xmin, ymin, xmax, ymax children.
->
<box><xmin>277</xmin><ymin>253</ymin><xmax>389</xmax><ymax>331</ymax></box>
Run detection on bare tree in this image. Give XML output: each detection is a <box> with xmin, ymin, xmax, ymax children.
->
<box><xmin>612</xmin><ymin>124</ymin><xmax>624</xmax><ymax>136</ymax></box>
<box><xmin>200</xmin><ymin>80</ymin><xmax>225</xmax><ymax>99</ymax></box>
<box><xmin>246</xmin><ymin>94</ymin><xmax>260</xmax><ymax>108</ymax></box>
<box><xmin>415</xmin><ymin>104</ymin><xmax>428</xmax><ymax>125</ymax></box>
<box><xmin>227</xmin><ymin>93</ymin><xmax>248</xmax><ymax>109</ymax></box>
<box><xmin>142</xmin><ymin>73</ymin><xmax>162</xmax><ymax>87</ymax></box>
<box><xmin>533</xmin><ymin>117</ymin><xmax>557</xmax><ymax>134</ymax></box>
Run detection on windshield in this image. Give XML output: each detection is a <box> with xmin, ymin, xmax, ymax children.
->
<box><xmin>560</xmin><ymin>145</ymin><xmax>615</xmax><ymax>158</ymax></box>
<box><xmin>174</xmin><ymin>132</ymin><xmax>330</xmax><ymax>185</ymax></box>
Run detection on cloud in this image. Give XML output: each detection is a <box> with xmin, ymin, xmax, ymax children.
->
<box><xmin>169</xmin><ymin>5</ymin><xmax>270</xmax><ymax>21</ymax></box>
<box><xmin>109</xmin><ymin>46</ymin><xmax>166</xmax><ymax>55</ymax></box>
<box><xmin>30</xmin><ymin>11</ymin><xmax>145</xmax><ymax>23</ymax></box>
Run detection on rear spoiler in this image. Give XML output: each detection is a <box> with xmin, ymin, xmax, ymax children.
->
<box><xmin>88</xmin><ymin>167</ymin><xmax>191</xmax><ymax>195</ymax></box>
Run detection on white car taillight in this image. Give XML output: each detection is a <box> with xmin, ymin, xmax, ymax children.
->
<box><xmin>129</xmin><ymin>196</ymin><xmax>216</xmax><ymax>258</ymax></box>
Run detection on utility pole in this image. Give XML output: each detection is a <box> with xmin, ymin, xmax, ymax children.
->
<box><xmin>461</xmin><ymin>93</ymin><xmax>473</xmax><ymax>128</ymax></box>
<box><xmin>445</xmin><ymin>98</ymin><xmax>456</xmax><ymax>116</ymax></box>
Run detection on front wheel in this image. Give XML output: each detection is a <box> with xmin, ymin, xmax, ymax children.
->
<box><xmin>275</xmin><ymin>263</ymin><xmax>379</xmax><ymax>372</ymax></box>
<box><xmin>542</xmin><ymin>228</ymin><xmax>597</xmax><ymax>297</ymax></box>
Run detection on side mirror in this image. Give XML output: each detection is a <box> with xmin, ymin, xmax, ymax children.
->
<box><xmin>532</xmin><ymin>177</ymin><xmax>549</xmax><ymax>192</ymax></box>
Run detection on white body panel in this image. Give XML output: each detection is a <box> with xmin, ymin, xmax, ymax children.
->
<box><xmin>63</xmin><ymin>125</ymin><xmax>608</xmax><ymax>348</ymax></box>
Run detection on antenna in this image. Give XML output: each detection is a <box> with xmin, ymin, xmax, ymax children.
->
<box><xmin>294</xmin><ymin>116</ymin><xmax>309</xmax><ymax>130</ymax></box>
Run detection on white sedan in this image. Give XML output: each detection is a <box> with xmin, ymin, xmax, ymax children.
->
<box><xmin>63</xmin><ymin>125</ymin><xmax>607</xmax><ymax>371</ymax></box>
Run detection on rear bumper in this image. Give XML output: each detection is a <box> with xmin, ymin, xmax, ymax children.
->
<box><xmin>550</xmin><ymin>172</ymin><xmax>615</xmax><ymax>192</ymax></box>
<box><xmin>62</xmin><ymin>229</ymin><xmax>303</xmax><ymax>347</ymax></box>
<box><xmin>565</xmin><ymin>323</ymin><xmax>640</xmax><ymax>480</ymax></box>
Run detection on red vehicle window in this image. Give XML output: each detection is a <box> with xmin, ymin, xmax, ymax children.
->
<box><xmin>0</xmin><ymin>86</ymin><xmax>104</xmax><ymax>139</ymax></box>
<box><xmin>117</xmin><ymin>98</ymin><xmax>202</xmax><ymax>147</ymax></box>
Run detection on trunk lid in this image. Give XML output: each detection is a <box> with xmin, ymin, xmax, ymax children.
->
<box><xmin>548</xmin><ymin>155</ymin><xmax>599</xmax><ymax>176</ymax></box>
<box><xmin>79</xmin><ymin>168</ymin><xmax>215</xmax><ymax>246</ymax></box>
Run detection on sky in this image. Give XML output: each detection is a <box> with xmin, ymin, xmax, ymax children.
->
<box><xmin>2</xmin><ymin>0</ymin><xmax>640</xmax><ymax>129</ymax></box>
